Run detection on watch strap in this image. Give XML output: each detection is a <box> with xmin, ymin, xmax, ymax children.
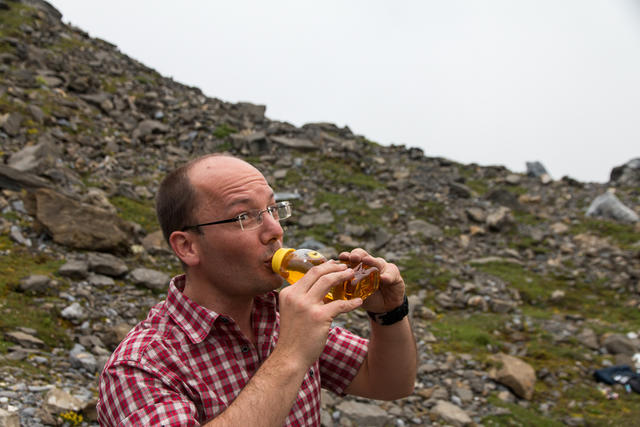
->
<box><xmin>367</xmin><ymin>295</ymin><xmax>409</xmax><ymax>326</ymax></box>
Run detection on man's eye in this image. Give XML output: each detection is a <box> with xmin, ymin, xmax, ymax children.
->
<box><xmin>237</xmin><ymin>213</ymin><xmax>250</xmax><ymax>221</ymax></box>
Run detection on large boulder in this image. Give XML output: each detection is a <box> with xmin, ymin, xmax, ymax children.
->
<box><xmin>586</xmin><ymin>191</ymin><xmax>638</xmax><ymax>223</ymax></box>
<box><xmin>489</xmin><ymin>353</ymin><xmax>536</xmax><ymax>400</ymax></box>
<box><xmin>610</xmin><ymin>158</ymin><xmax>640</xmax><ymax>187</ymax></box>
<box><xmin>26</xmin><ymin>188</ymin><xmax>134</xmax><ymax>253</ymax></box>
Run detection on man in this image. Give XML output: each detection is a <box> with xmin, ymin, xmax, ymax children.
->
<box><xmin>97</xmin><ymin>154</ymin><xmax>416</xmax><ymax>426</ymax></box>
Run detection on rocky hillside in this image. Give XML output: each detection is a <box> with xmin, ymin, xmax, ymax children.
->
<box><xmin>1</xmin><ymin>1</ymin><xmax>640</xmax><ymax>426</ymax></box>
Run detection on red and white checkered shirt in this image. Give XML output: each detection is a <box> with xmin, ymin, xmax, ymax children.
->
<box><xmin>97</xmin><ymin>275</ymin><xmax>368</xmax><ymax>426</ymax></box>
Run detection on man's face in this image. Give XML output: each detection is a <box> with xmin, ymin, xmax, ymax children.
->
<box><xmin>188</xmin><ymin>157</ymin><xmax>285</xmax><ymax>298</ymax></box>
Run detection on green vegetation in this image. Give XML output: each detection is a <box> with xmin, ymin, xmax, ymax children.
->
<box><xmin>396</xmin><ymin>253</ymin><xmax>454</xmax><ymax>294</ymax></box>
<box><xmin>109</xmin><ymin>195</ymin><xmax>159</xmax><ymax>233</ymax></box>
<box><xmin>212</xmin><ymin>123</ymin><xmax>238</xmax><ymax>139</ymax></box>
<box><xmin>0</xmin><ymin>236</ymin><xmax>71</xmax><ymax>351</ymax></box>
<box><xmin>570</xmin><ymin>216</ymin><xmax>640</xmax><ymax>249</ymax></box>
<box><xmin>315</xmin><ymin>158</ymin><xmax>384</xmax><ymax>190</ymax></box>
<box><xmin>431</xmin><ymin>312</ymin><xmax>506</xmax><ymax>355</ymax></box>
<box><xmin>0</xmin><ymin>3</ymin><xmax>36</xmax><ymax>39</ymax></box>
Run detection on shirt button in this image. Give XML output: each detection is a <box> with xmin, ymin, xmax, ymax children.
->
<box><xmin>241</xmin><ymin>345</ymin><xmax>250</xmax><ymax>353</ymax></box>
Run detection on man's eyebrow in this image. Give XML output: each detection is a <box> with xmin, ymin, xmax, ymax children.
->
<box><xmin>227</xmin><ymin>192</ymin><xmax>275</xmax><ymax>208</ymax></box>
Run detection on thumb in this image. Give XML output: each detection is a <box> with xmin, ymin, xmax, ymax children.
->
<box><xmin>326</xmin><ymin>298</ymin><xmax>363</xmax><ymax>318</ymax></box>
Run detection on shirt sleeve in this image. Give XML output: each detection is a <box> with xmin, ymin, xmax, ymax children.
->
<box><xmin>318</xmin><ymin>326</ymin><xmax>369</xmax><ymax>395</ymax></box>
<box><xmin>97</xmin><ymin>358</ymin><xmax>202</xmax><ymax>427</ymax></box>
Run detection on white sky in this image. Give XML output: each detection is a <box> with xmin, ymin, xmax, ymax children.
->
<box><xmin>48</xmin><ymin>0</ymin><xmax>640</xmax><ymax>183</ymax></box>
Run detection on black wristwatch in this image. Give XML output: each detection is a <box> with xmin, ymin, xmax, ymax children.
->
<box><xmin>367</xmin><ymin>295</ymin><xmax>409</xmax><ymax>326</ymax></box>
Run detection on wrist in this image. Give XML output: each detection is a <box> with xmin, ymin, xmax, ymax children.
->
<box><xmin>367</xmin><ymin>295</ymin><xmax>409</xmax><ymax>326</ymax></box>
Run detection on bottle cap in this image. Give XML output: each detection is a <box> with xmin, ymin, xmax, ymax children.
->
<box><xmin>271</xmin><ymin>248</ymin><xmax>295</xmax><ymax>273</ymax></box>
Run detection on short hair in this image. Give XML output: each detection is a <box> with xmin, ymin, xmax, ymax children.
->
<box><xmin>156</xmin><ymin>154</ymin><xmax>223</xmax><ymax>244</ymax></box>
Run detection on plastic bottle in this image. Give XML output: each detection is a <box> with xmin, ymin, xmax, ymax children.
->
<box><xmin>271</xmin><ymin>248</ymin><xmax>380</xmax><ymax>302</ymax></box>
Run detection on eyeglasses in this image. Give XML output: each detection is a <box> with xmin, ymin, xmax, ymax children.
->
<box><xmin>181</xmin><ymin>201</ymin><xmax>292</xmax><ymax>232</ymax></box>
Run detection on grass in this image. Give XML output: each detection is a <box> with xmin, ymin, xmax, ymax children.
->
<box><xmin>315</xmin><ymin>158</ymin><xmax>385</xmax><ymax>190</ymax></box>
<box><xmin>430</xmin><ymin>312</ymin><xmax>506</xmax><ymax>355</ymax></box>
<box><xmin>109</xmin><ymin>195</ymin><xmax>159</xmax><ymax>233</ymax></box>
<box><xmin>0</xmin><ymin>2</ymin><xmax>37</xmax><ymax>39</ymax></box>
<box><xmin>212</xmin><ymin>123</ymin><xmax>238</xmax><ymax>139</ymax></box>
<box><xmin>570</xmin><ymin>216</ymin><xmax>640</xmax><ymax>249</ymax></box>
<box><xmin>0</xmin><ymin>236</ymin><xmax>71</xmax><ymax>351</ymax></box>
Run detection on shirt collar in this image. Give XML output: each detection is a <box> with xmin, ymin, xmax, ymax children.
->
<box><xmin>165</xmin><ymin>274</ymin><xmax>278</xmax><ymax>344</ymax></box>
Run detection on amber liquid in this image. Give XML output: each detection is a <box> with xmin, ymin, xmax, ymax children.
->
<box><xmin>281</xmin><ymin>261</ymin><xmax>379</xmax><ymax>302</ymax></box>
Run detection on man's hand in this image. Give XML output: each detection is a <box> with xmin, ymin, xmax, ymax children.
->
<box><xmin>339</xmin><ymin>248</ymin><xmax>405</xmax><ymax>314</ymax></box>
<box><xmin>276</xmin><ymin>261</ymin><xmax>363</xmax><ymax>368</ymax></box>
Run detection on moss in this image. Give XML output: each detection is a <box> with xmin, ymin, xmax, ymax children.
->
<box><xmin>570</xmin><ymin>216</ymin><xmax>640</xmax><ymax>249</ymax></box>
<box><xmin>315</xmin><ymin>159</ymin><xmax>384</xmax><ymax>190</ymax></box>
<box><xmin>396</xmin><ymin>253</ymin><xmax>454</xmax><ymax>293</ymax></box>
<box><xmin>0</xmin><ymin>237</ymin><xmax>71</xmax><ymax>350</ymax></box>
<box><xmin>0</xmin><ymin>2</ymin><xmax>37</xmax><ymax>39</ymax></box>
<box><xmin>483</xmin><ymin>394</ymin><xmax>564</xmax><ymax>426</ymax></box>
<box><xmin>212</xmin><ymin>123</ymin><xmax>238</xmax><ymax>139</ymax></box>
<box><xmin>430</xmin><ymin>312</ymin><xmax>506</xmax><ymax>355</ymax></box>
<box><xmin>109</xmin><ymin>195</ymin><xmax>158</xmax><ymax>233</ymax></box>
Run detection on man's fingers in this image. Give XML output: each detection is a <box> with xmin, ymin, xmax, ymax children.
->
<box><xmin>325</xmin><ymin>297</ymin><xmax>363</xmax><ymax>318</ymax></box>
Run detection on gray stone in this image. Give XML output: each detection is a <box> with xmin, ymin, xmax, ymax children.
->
<box><xmin>270</xmin><ymin>135</ymin><xmax>318</xmax><ymax>151</ymax></box>
<box><xmin>407</xmin><ymin>219</ymin><xmax>443</xmax><ymax>239</ymax></box>
<box><xmin>335</xmin><ymin>400</ymin><xmax>388</xmax><ymax>426</ymax></box>
<box><xmin>9</xmin><ymin>225</ymin><xmax>31</xmax><ymax>247</ymax></box>
<box><xmin>0</xmin><ymin>408</ymin><xmax>19</xmax><ymax>427</ymax></box>
<box><xmin>602</xmin><ymin>333</ymin><xmax>637</xmax><ymax>355</ymax></box>
<box><xmin>129</xmin><ymin>268</ymin><xmax>170</xmax><ymax>291</ymax></box>
<box><xmin>489</xmin><ymin>353</ymin><xmax>536</xmax><ymax>400</ymax></box>
<box><xmin>431</xmin><ymin>400</ymin><xmax>472</xmax><ymax>427</ymax></box>
<box><xmin>28</xmin><ymin>188</ymin><xmax>133</xmax><ymax>253</ymax></box>
<box><xmin>526</xmin><ymin>161</ymin><xmax>549</xmax><ymax>177</ymax></box>
<box><xmin>4</xmin><ymin>331</ymin><xmax>45</xmax><ymax>349</ymax></box>
<box><xmin>88</xmin><ymin>252</ymin><xmax>129</xmax><ymax>276</ymax></box>
<box><xmin>88</xmin><ymin>273</ymin><xmax>115</xmax><ymax>287</ymax></box>
<box><xmin>18</xmin><ymin>274</ymin><xmax>50</xmax><ymax>295</ymax></box>
<box><xmin>58</xmin><ymin>259</ymin><xmax>89</xmax><ymax>280</ymax></box>
<box><xmin>69</xmin><ymin>344</ymin><xmax>97</xmax><ymax>372</ymax></box>
<box><xmin>586</xmin><ymin>191</ymin><xmax>638</xmax><ymax>223</ymax></box>
<box><xmin>60</xmin><ymin>302</ymin><xmax>86</xmax><ymax>322</ymax></box>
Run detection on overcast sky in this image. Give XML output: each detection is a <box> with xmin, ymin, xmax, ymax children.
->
<box><xmin>48</xmin><ymin>0</ymin><xmax>640</xmax><ymax>183</ymax></box>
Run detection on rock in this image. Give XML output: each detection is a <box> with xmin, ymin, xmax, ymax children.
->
<box><xmin>69</xmin><ymin>344</ymin><xmax>97</xmax><ymax>373</ymax></box>
<box><xmin>129</xmin><ymin>268</ymin><xmax>170</xmax><ymax>291</ymax></box>
<box><xmin>449</xmin><ymin>182</ymin><xmax>472</xmax><ymax>198</ymax></box>
<box><xmin>0</xmin><ymin>112</ymin><xmax>23</xmax><ymax>136</ymax></box>
<box><xmin>431</xmin><ymin>400</ymin><xmax>473</xmax><ymax>426</ymax></box>
<box><xmin>9</xmin><ymin>225</ymin><xmax>31</xmax><ymax>247</ymax></box>
<box><xmin>103</xmin><ymin>323</ymin><xmax>133</xmax><ymax>350</ymax></box>
<box><xmin>18</xmin><ymin>274</ymin><xmax>50</xmax><ymax>295</ymax></box>
<box><xmin>0</xmin><ymin>408</ymin><xmax>19</xmax><ymax>427</ymax></box>
<box><xmin>407</xmin><ymin>219</ymin><xmax>443</xmax><ymax>239</ymax></box>
<box><xmin>526</xmin><ymin>161</ymin><xmax>549</xmax><ymax>177</ymax></box>
<box><xmin>602</xmin><ymin>333</ymin><xmax>637</xmax><ymax>355</ymax></box>
<box><xmin>132</xmin><ymin>119</ymin><xmax>169</xmax><ymax>140</ymax></box>
<box><xmin>0</xmin><ymin>164</ymin><xmax>53</xmax><ymax>192</ymax></box>
<box><xmin>4</xmin><ymin>331</ymin><xmax>45</xmax><ymax>349</ymax></box>
<box><xmin>586</xmin><ymin>191</ymin><xmax>638</xmax><ymax>223</ymax></box>
<box><xmin>270</xmin><ymin>135</ymin><xmax>318</xmax><ymax>151</ymax></box>
<box><xmin>610</xmin><ymin>158</ymin><xmax>640</xmax><ymax>186</ymax></box>
<box><xmin>577</xmin><ymin>328</ymin><xmax>599</xmax><ymax>350</ymax></box>
<box><xmin>87</xmin><ymin>252</ymin><xmax>129</xmax><ymax>277</ymax></box>
<box><xmin>141</xmin><ymin>230</ymin><xmax>171</xmax><ymax>254</ymax></box>
<box><xmin>334</xmin><ymin>400</ymin><xmax>388</xmax><ymax>426</ymax></box>
<box><xmin>466</xmin><ymin>207</ymin><xmax>486</xmax><ymax>223</ymax></box>
<box><xmin>88</xmin><ymin>273</ymin><xmax>115</xmax><ymax>287</ymax></box>
<box><xmin>58</xmin><ymin>259</ymin><xmax>89</xmax><ymax>280</ymax></box>
<box><xmin>60</xmin><ymin>302</ymin><xmax>86</xmax><ymax>322</ymax></box>
<box><xmin>7</xmin><ymin>137</ymin><xmax>59</xmax><ymax>173</ymax></box>
<box><xmin>489</xmin><ymin>353</ymin><xmax>536</xmax><ymax>400</ymax></box>
<box><xmin>486</xmin><ymin>206</ymin><xmax>514</xmax><ymax>231</ymax></box>
<box><xmin>28</xmin><ymin>188</ymin><xmax>134</xmax><ymax>253</ymax></box>
<box><xmin>41</xmin><ymin>387</ymin><xmax>84</xmax><ymax>417</ymax></box>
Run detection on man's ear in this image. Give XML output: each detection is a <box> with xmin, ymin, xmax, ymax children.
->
<box><xmin>169</xmin><ymin>231</ymin><xmax>200</xmax><ymax>267</ymax></box>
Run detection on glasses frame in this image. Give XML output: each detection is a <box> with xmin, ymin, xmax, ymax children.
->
<box><xmin>181</xmin><ymin>201</ymin><xmax>292</xmax><ymax>232</ymax></box>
